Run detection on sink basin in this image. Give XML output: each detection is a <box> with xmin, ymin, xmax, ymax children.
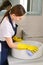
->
<box><xmin>12</xmin><ymin>41</ymin><xmax>43</xmax><ymax>59</ymax></box>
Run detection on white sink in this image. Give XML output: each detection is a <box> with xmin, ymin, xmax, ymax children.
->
<box><xmin>12</xmin><ymin>41</ymin><xmax>43</xmax><ymax>59</ymax></box>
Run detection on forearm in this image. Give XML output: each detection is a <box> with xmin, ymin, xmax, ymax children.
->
<box><xmin>7</xmin><ymin>42</ymin><xmax>18</xmax><ymax>49</ymax></box>
<box><xmin>5</xmin><ymin>37</ymin><xmax>38</xmax><ymax>53</ymax></box>
<box><xmin>5</xmin><ymin>37</ymin><xmax>27</xmax><ymax>49</ymax></box>
<box><xmin>5</xmin><ymin>37</ymin><xmax>18</xmax><ymax>48</ymax></box>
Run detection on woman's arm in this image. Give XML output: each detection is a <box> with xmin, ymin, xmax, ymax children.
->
<box><xmin>5</xmin><ymin>37</ymin><xmax>27</xmax><ymax>50</ymax></box>
<box><xmin>5</xmin><ymin>37</ymin><xmax>17</xmax><ymax>48</ymax></box>
<box><xmin>5</xmin><ymin>37</ymin><xmax>38</xmax><ymax>53</ymax></box>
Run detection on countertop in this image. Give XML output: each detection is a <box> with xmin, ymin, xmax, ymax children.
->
<box><xmin>8</xmin><ymin>55</ymin><xmax>43</xmax><ymax>65</ymax></box>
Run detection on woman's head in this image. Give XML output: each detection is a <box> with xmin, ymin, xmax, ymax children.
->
<box><xmin>1</xmin><ymin>4</ymin><xmax>26</xmax><ymax>23</ymax></box>
<box><xmin>9</xmin><ymin>4</ymin><xmax>26</xmax><ymax>21</ymax></box>
<box><xmin>10</xmin><ymin>4</ymin><xmax>26</xmax><ymax>16</ymax></box>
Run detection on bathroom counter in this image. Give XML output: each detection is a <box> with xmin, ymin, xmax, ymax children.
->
<box><xmin>8</xmin><ymin>55</ymin><xmax>43</xmax><ymax>65</ymax></box>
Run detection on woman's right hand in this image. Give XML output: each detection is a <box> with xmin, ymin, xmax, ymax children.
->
<box><xmin>17</xmin><ymin>42</ymin><xmax>39</xmax><ymax>53</ymax></box>
<box><xmin>27</xmin><ymin>45</ymin><xmax>39</xmax><ymax>53</ymax></box>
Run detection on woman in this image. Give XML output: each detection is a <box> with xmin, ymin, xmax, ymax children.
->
<box><xmin>0</xmin><ymin>0</ymin><xmax>12</xmax><ymax>23</ymax></box>
<box><xmin>0</xmin><ymin>0</ymin><xmax>12</xmax><ymax>11</ymax></box>
<box><xmin>0</xmin><ymin>4</ymin><xmax>38</xmax><ymax>65</ymax></box>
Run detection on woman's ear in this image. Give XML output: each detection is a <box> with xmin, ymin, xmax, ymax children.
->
<box><xmin>12</xmin><ymin>14</ymin><xmax>15</xmax><ymax>16</ymax></box>
<box><xmin>11</xmin><ymin>14</ymin><xmax>17</xmax><ymax>20</ymax></box>
<box><xmin>11</xmin><ymin>14</ymin><xmax>15</xmax><ymax>18</ymax></box>
<box><xmin>12</xmin><ymin>14</ymin><xmax>16</xmax><ymax>17</ymax></box>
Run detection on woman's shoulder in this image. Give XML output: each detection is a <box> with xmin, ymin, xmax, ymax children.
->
<box><xmin>1</xmin><ymin>16</ymin><xmax>10</xmax><ymax>27</ymax></box>
<box><xmin>3</xmin><ymin>16</ymin><xmax>9</xmax><ymax>23</ymax></box>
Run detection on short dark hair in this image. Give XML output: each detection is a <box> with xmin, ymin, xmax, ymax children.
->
<box><xmin>2</xmin><ymin>0</ymin><xmax>12</xmax><ymax>8</ymax></box>
<box><xmin>0</xmin><ymin>0</ymin><xmax>12</xmax><ymax>11</ymax></box>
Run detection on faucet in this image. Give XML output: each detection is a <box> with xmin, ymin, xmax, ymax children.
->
<box><xmin>21</xmin><ymin>29</ymin><xmax>27</xmax><ymax>40</ymax></box>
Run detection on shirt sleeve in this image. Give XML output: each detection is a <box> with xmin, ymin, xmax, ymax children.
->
<box><xmin>1</xmin><ymin>17</ymin><xmax>13</xmax><ymax>37</ymax></box>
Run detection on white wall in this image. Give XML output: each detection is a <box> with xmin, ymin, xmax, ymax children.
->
<box><xmin>0</xmin><ymin>0</ymin><xmax>43</xmax><ymax>43</ymax></box>
<box><xmin>17</xmin><ymin>0</ymin><xmax>43</xmax><ymax>43</ymax></box>
<box><xmin>9</xmin><ymin>0</ymin><xmax>20</xmax><ymax>6</ymax></box>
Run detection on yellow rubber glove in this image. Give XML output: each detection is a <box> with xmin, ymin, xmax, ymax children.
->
<box><xmin>17</xmin><ymin>42</ymin><xmax>27</xmax><ymax>50</ymax></box>
<box><xmin>12</xmin><ymin>36</ymin><xmax>23</xmax><ymax>42</ymax></box>
<box><xmin>17</xmin><ymin>42</ymin><xmax>39</xmax><ymax>53</ymax></box>
<box><xmin>27</xmin><ymin>45</ymin><xmax>39</xmax><ymax>53</ymax></box>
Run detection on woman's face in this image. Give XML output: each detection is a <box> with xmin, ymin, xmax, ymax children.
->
<box><xmin>15</xmin><ymin>16</ymin><xmax>23</xmax><ymax>21</ymax></box>
<box><xmin>11</xmin><ymin>14</ymin><xmax>24</xmax><ymax>21</ymax></box>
